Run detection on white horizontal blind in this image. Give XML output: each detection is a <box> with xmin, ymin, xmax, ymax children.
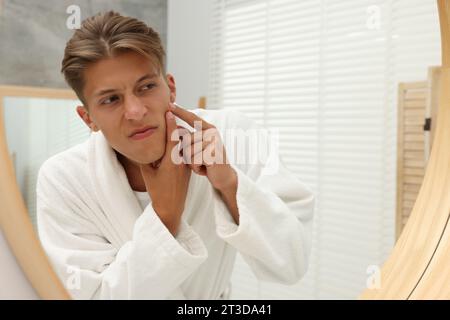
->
<box><xmin>208</xmin><ymin>0</ymin><xmax>440</xmax><ymax>299</ymax></box>
<box><xmin>4</xmin><ymin>98</ymin><xmax>90</xmax><ymax>228</ymax></box>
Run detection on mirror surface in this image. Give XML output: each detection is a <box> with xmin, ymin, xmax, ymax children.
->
<box><xmin>0</xmin><ymin>0</ymin><xmax>443</xmax><ymax>300</ymax></box>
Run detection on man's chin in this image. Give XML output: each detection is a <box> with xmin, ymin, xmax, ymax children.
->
<box><xmin>137</xmin><ymin>152</ymin><xmax>164</xmax><ymax>167</ymax></box>
<box><xmin>131</xmin><ymin>156</ymin><xmax>162</xmax><ymax>167</ymax></box>
<box><xmin>115</xmin><ymin>149</ymin><xmax>164</xmax><ymax>168</ymax></box>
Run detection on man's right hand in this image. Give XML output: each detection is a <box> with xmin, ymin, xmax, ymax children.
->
<box><xmin>139</xmin><ymin>103</ymin><xmax>191</xmax><ymax>236</ymax></box>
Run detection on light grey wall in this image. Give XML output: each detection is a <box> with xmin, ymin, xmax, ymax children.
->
<box><xmin>0</xmin><ymin>229</ymin><xmax>38</xmax><ymax>299</ymax></box>
<box><xmin>0</xmin><ymin>0</ymin><xmax>167</xmax><ymax>89</ymax></box>
<box><xmin>167</xmin><ymin>0</ymin><xmax>212</xmax><ymax>109</ymax></box>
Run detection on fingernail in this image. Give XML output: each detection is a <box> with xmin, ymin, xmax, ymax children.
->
<box><xmin>167</xmin><ymin>111</ymin><xmax>174</xmax><ymax>119</ymax></box>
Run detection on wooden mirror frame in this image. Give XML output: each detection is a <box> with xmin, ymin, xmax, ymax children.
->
<box><xmin>0</xmin><ymin>1</ymin><xmax>449</xmax><ymax>300</ymax></box>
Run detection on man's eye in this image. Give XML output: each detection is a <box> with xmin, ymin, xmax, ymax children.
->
<box><xmin>101</xmin><ymin>95</ymin><xmax>119</xmax><ymax>105</ymax></box>
<box><xmin>140</xmin><ymin>83</ymin><xmax>156</xmax><ymax>92</ymax></box>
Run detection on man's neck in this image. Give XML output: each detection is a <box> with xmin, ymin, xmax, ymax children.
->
<box><xmin>115</xmin><ymin>151</ymin><xmax>147</xmax><ymax>192</ymax></box>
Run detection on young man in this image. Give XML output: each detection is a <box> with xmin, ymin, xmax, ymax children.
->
<box><xmin>36</xmin><ymin>11</ymin><xmax>315</xmax><ymax>299</ymax></box>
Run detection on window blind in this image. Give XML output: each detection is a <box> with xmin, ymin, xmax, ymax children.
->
<box><xmin>208</xmin><ymin>0</ymin><xmax>440</xmax><ymax>299</ymax></box>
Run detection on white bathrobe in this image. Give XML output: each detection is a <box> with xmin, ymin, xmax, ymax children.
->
<box><xmin>36</xmin><ymin>108</ymin><xmax>315</xmax><ymax>300</ymax></box>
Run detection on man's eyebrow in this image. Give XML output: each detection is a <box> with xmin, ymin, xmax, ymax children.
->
<box><xmin>136</xmin><ymin>73</ymin><xmax>158</xmax><ymax>83</ymax></box>
<box><xmin>93</xmin><ymin>73</ymin><xmax>159</xmax><ymax>98</ymax></box>
<box><xmin>94</xmin><ymin>88</ymin><xmax>116</xmax><ymax>98</ymax></box>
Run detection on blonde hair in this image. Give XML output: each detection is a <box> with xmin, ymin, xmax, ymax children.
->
<box><xmin>61</xmin><ymin>11</ymin><xmax>166</xmax><ymax>105</ymax></box>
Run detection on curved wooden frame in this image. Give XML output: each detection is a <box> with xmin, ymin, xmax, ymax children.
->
<box><xmin>0</xmin><ymin>1</ymin><xmax>449</xmax><ymax>300</ymax></box>
<box><xmin>360</xmin><ymin>0</ymin><xmax>450</xmax><ymax>299</ymax></box>
<box><xmin>0</xmin><ymin>85</ymin><xmax>74</xmax><ymax>300</ymax></box>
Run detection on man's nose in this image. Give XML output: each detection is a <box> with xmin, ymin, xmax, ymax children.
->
<box><xmin>124</xmin><ymin>94</ymin><xmax>147</xmax><ymax>120</ymax></box>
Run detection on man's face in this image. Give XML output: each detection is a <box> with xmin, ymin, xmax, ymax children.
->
<box><xmin>78</xmin><ymin>51</ymin><xmax>175</xmax><ymax>165</ymax></box>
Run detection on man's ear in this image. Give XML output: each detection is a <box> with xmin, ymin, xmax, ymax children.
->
<box><xmin>76</xmin><ymin>106</ymin><xmax>99</xmax><ymax>132</ymax></box>
<box><xmin>166</xmin><ymin>73</ymin><xmax>176</xmax><ymax>103</ymax></box>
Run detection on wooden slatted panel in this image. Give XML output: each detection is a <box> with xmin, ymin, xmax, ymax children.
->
<box><xmin>396</xmin><ymin>82</ymin><xmax>427</xmax><ymax>240</ymax></box>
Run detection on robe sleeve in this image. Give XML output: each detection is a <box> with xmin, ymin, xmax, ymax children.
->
<box><xmin>36</xmin><ymin>169</ymin><xmax>208</xmax><ymax>300</ymax></box>
<box><xmin>212</xmin><ymin>110</ymin><xmax>315</xmax><ymax>285</ymax></box>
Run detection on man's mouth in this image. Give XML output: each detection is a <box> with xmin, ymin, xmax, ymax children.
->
<box><xmin>129</xmin><ymin>126</ymin><xmax>158</xmax><ymax>140</ymax></box>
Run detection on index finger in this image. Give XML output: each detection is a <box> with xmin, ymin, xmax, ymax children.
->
<box><xmin>164</xmin><ymin>111</ymin><xmax>180</xmax><ymax>151</ymax></box>
<box><xmin>171</xmin><ymin>102</ymin><xmax>214</xmax><ymax>130</ymax></box>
